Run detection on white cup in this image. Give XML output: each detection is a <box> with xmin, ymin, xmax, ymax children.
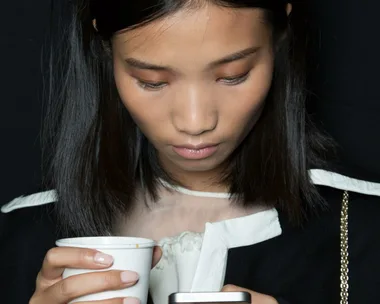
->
<box><xmin>56</xmin><ymin>236</ymin><xmax>155</xmax><ymax>303</ymax></box>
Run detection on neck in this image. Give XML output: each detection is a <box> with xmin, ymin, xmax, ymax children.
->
<box><xmin>173</xmin><ymin>171</ymin><xmax>229</xmax><ymax>193</ymax></box>
<box><xmin>159</xmin><ymin>159</ymin><xmax>229</xmax><ymax>193</ymax></box>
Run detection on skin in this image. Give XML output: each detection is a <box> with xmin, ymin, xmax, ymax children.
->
<box><xmin>31</xmin><ymin>3</ymin><xmax>292</xmax><ymax>303</ymax></box>
<box><xmin>30</xmin><ymin>247</ymin><xmax>162</xmax><ymax>304</ymax></box>
<box><xmin>112</xmin><ymin>4</ymin><xmax>274</xmax><ymax>192</ymax></box>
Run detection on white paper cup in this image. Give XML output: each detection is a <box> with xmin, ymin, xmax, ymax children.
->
<box><xmin>56</xmin><ymin>236</ymin><xmax>155</xmax><ymax>303</ymax></box>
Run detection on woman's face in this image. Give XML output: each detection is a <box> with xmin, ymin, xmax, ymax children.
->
<box><xmin>112</xmin><ymin>4</ymin><xmax>274</xmax><ymax>188</ymax></box>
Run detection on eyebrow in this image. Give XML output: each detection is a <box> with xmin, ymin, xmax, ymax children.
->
<box><xmin>124</xmin><ymin>46</ymin><xmax>260</xmax><ymax>72</ymax></box>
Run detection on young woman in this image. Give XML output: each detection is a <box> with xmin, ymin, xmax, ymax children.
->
<box><xmin>1</xmin><ymin>0</ymin><xmax>380</xmax><ymax>303</ymax></box>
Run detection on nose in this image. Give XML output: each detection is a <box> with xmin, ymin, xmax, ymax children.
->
<box><xmin>172</xmin><ymin>84</ymin><xmax>218</xmax><ymax>136</ymax></box>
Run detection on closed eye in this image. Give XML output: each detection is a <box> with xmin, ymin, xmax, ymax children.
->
<box><xmin>135</xmin><ymin>71</ymin><xmax>250</xmax><ymax>91</ymax></box>
<box><xmin>136</xmin><ymin>80</ymin><xmax>168</xmax><ymax>91</ymax></box>
<box><xmin>218</xmin><ymin>71</ymin><xmax>250</xmax><ymax>85</ymax></box>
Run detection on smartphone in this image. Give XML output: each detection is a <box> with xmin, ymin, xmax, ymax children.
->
<box><xmin>169</xmin><ymin>292</ymin><xmax>251</xmax><ymax>303</ymax></box>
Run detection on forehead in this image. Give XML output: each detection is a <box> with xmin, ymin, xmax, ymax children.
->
<box><xmin>112</xmin><ymin>5</ymin><xmax>271</xmax><ymax>64</ymax></box>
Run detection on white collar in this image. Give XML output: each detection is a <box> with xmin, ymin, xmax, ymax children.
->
<box><xmin>2</xmin><ymin>169</ymin><xmax>380</xmax><ymax>214</ymax></box>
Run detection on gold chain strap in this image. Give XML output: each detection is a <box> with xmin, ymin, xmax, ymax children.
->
<box><xmin>340</xmin><ymin>191</ymin><xmax>349</xmax><ymax>304</ymax></box>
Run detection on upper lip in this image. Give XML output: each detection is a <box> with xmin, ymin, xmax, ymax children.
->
<box><xmin>173</xmin><ymin>143</ymin><xmax>218</xmax><ymax>150</ymax></box>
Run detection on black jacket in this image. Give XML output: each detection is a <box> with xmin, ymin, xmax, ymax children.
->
<box><xmin>1</xmin><ymin>170</ymin><xmax>380</xmax><ymax>304</ymax></box>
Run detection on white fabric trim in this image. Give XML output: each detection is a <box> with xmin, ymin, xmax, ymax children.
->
<box><xmin>1</xmin><ymin>190</ymin><xmax>57</xmax><ymax>213</ymax></box>
<box><xmin>190</xmin><ymin>208</ymin><xmax>281</xmax><ymax>292</ymax></box>
<box><xmin>147</xmin><ymin>209</ymin><xmax>280</xmax><ymax>303</ymax></box>
<box><xmin>191</xmin><ymin>209</ymin><xmax>282</xmax><ymax>292</ymax></box>
<box><xmin>310</xmin><ymin>169</ymin><xmax>380</xmax><ymax>196</ymax></box>
<box><xmin>2</xmin><ymin>169</ymin><xmax>380</xmax><ymax>214</ymax></box>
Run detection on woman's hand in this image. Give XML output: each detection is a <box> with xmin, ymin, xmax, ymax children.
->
<box><xmin>29</xmin><ymin>246</ymin><xmax>162</xmax><ymax>304</ymax></box>
<box><xmin>221</xmin><ymin>285</ymin><xmax>278</xmax><ymax>304</ymax></box>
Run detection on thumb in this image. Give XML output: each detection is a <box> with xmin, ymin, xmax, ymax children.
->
<box><xmin>221</xmin><ymin>284</ymin><xmax>248</xmax><ymax>292</ymax></box>
<box><xmin>151</xmin><ymin>246</ymin><xmax>162</xmax><ymax>268</ymax></box>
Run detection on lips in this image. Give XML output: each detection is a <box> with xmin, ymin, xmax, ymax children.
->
<box><xmin>172</xmin><ymin>144</ymin><xmax>219</xmax><ymax>160</ymax></box>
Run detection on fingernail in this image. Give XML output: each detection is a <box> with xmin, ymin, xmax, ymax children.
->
<box><xmin>124</xmin><ymin>297</ymin><xmax>140</xmax><ymax>304</ymax></box>
<box><xmin>121</xmin><ymin>271</ymin><xmax>139</xmax><ymax>284</ymax></box>
<box><xmin>94</xmin><ymin>252</ymin><xmax>114</xmax><ymax>265</ymax></box>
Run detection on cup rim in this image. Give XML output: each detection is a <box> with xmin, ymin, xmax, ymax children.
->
<box><xmin>56</xmin><ymin>236</ymin><xmax>155</xmax><ymax>249</ymax></box>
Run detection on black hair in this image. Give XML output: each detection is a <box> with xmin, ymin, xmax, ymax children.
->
<box><xmin>44</xmin><ymin>0</ymin><xmax>330</xmax><ymax>237</ymax></box>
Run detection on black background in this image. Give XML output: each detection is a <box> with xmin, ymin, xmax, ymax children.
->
<box><xmin>1</xmin><ymin>0</ymin><xmax>51</xmax><ymax>204</ymax></box>
<box><xmin>1</xmin><ymin>0</ymin><xmax>379</xmax><ymax>206</ymax></box>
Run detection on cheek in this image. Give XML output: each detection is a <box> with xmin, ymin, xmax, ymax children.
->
<box><xmin>220</xmin><ymin>63</ymin><xmax>273</xmax><ymax>137</ymax></box>
<box><xmin>222</xmin><ymin>99</ymin><xmax>265</xmax><ymax>142</ymax></box>
<box><xmin>114</xmin><ymin>68</ymin><xmax>166</xmax><ymax>137</ymax></box>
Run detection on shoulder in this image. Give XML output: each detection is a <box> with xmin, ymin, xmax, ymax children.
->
<box><xmin>309</xmin><ymin>169</ymin><xmax>380</xmax><ymax>196</ymax></box>
<box><xmin>1</xmin><ymin>189</ymin><xmax>59</xmax><ymax>249</ymax></box>
<box><xmin>0</xmin><ymin>190</ymin><xmax>58</xmax><ymax>249</ymax></box>
<box><xmin>2</xmin><ymin>169</ymin><xmax>380</xmax><ymax>214</ymax></box>
<box><xmin>0</xmin><ymin>191</ymin><xmax>59</xmax><ymax>304</ymax></box>
<box><xmin>1</xmin><ymin>189</ymin><xmax>59</xmax><ymax>242</ymax></box>
<box><xmin>1</xmin><ymin>169</ymin><xmax>380</xmax><ymax>218</ymax></box>
<box><xmin>225</xmin><ymin>172</ymin><xmax>380</xmax><ymax>304</ymax></box>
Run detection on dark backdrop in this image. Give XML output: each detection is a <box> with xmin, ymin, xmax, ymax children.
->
<box><xmin>1</xmin><ymin>0</ymin><xmax>51</xmax><ymax>204</ymax></box>
<box><xmin>307</xmin><ymin>0</ymin><xmax>380</xmax><ymax>182</ymax></box>
<box><xmin>1</xmin><ymin>0</ymin><xmax>379</xmax><ymax>206</ymax></box>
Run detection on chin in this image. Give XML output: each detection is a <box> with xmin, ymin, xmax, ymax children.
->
<box><xmin>175</xmin><ymin>158</ymin><xmax>224</xmax><ymax>172</ymax></box>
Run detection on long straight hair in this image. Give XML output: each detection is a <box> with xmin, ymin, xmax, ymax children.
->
<box><xmin>43</xmin><ymin>0</ymin><xmax>330</xmax><ymax>237</ymax></box>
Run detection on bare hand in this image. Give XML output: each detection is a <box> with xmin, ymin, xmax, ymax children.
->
<box><xmin>29</xmin><ymin>246</ymin><xmax>162</xmax><ymax>304</ymax></box>
<box><xmin>221</xmin><ymin>284</ymin><xmax>278</xmax><ymax>304</ymax></box>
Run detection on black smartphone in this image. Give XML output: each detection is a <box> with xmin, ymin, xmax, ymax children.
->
<box><xmin>169</xmin><ymin>292</ymin><xmax>251</xmax><ymax>303</ymax></box>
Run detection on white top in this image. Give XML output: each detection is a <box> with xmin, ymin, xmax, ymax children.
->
<box><xmin>2</xmin><ymin>169</ymin><xmax>380</xmax><ymax>304</ymax></box>
<box><xmin>113</xmin><ymin>181</ymin><xmax>279</xmax><ymax>303</ymax></box>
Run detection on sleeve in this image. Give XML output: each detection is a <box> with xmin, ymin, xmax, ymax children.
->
<box><xmin>0</xmin><ymin>204</ymin><xmax>58</xmax><ymax>303</ymax></box>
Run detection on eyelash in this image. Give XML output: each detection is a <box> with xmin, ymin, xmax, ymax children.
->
<box><xmin>136</xmin><ymin>72</ymin><xmax>250</xmax><ymax>91</ymax></box>
<box><xmin>136</xmin><ymin>80</ymin><xmax>167</xmax><ymax>91</ymax></box>
<box><xmin>218</xmin><ymin>72</ymin><xmax>250</xmax><ymax>85</ymax></box>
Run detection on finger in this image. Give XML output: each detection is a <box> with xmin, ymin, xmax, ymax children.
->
<box><xmin>44</xmin><ymin>270</ymin><xmax>139</xmax><ymax>304</ymax></box>
<box><xmin>41</xmin><ymin>247</ymin><xmax>114</xmax><ymax>280</ymax></box>
<box><xmin>221</xmin><ymin>285</ymin><xmax>278</xmax><ymax>304</ymax></box>
<box><xmin>152</xmin><ymin>246</ymin><xmax>162</xmax><ymax>268</ymax></box>
<box><xmin>221</xmin><ymin>284</ymin><xmax>243</xmax><ymax>292</ymax></box>
<box><xmin>73</xmin><ymin>297</ymin><xmax>140</xmax><ymax>304</ymax></box>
